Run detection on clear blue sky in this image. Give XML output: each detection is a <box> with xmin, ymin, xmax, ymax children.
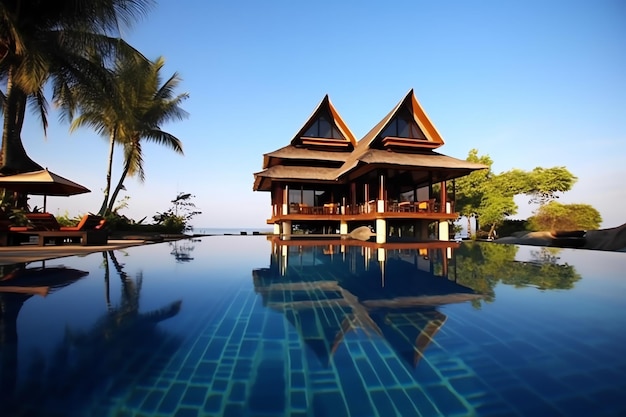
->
<box><xmin>19</xmin><ymin>0</ymin><xmax>626</xmax><ymax>228</ymax></box>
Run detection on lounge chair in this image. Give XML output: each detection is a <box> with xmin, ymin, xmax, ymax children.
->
<box><xmin>14</xmin><ymin>213</ymin><xmax>108</xmax><ymax>246</ymax></box>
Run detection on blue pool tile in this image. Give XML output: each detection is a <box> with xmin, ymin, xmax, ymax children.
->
<box><xmin>290</xmin><ymin>390</ymin><xmax>308</xmax><ymax>410</ymax></box>
<box><xmin>448</xmin><ymin>375</ymin><xmax>489</xmax><ymax>397</ymax></box>
<box><xmin>473</xmin><ymin>399</ymin><xmax>518</xmax><ymax>417</ymax></box>
<box><xmin>412</xmin><ymin>360</ymin><xmax>443</xmax><ymax>385</ymax></box>
<box><xmin>215</xmin><ymin>318</ymin><xmax>236</xmax><ymax>337</ymax></box>
<box><xmin>194</xmin><ymin>362</ymin><xmax>217</xmax><ymax>379</ymax></box>
<box><xmin>177</xmin><ymin>367</ymin><xmax>194</xmax><ymax>380</ymax></box>
<box><xmin>335</xmin><ymin>359</ymin><xmax>375</xmax><ymax>416</ymax></box>
<box><xmin>498</xmin><ymin>386</ymin><xmax>557</xmax><ymax>414</ymax></box>
<box><xmin>223</xmin><ymin>403</ymin><xmax>245</xmax><ymax>417</ymax></box>
<box><xmin>423</xmin><ymin>384</ymin><xmax>469</xmax><ymax>416</ymax></box>
<box><xmin>158</xmin><ymin>382</ymin><xmax>187</xmax><ymax>414</ymax></box>
<box><xmin>386</xmin><ymin>387</ymin><xmax>421</xmax><ymax>416</ymax></box>
<box><xmin>141</xmin><ymin>390</ymin><xmax>164</xmax><ymax>412</ymax></box>
<box><xmin>125</xmin><ymin>387</ymin><xmax>149</xmax><ymax>408</ymax></box>
<box><xmin>361</xmin><ymin>346</ymin><xmax>398</xmax><ymax>386</ymax></box>
<box><xmin>238</xmin><ymin>339</ymin><xmax>260</xmax><ymax>358</ymax></box>
<box><xmin>354</xmin><ymin>357</ymin><xmax>383</xmax><ymax>389</ymax></box>
<box><xmin>404</xmin><ymin>386</ymin><xmax>440</xmax><ymax>417</ymax></box>
<box><xmin>204</xmin><ymin>338</ymin><xmax>227</xmax><ymax>360</ymax></box>
<box><xmin>181</xmin><ymin>386</ymin><xmax>208</xmax><ymax>406</ymax></box>
<box><xmin>233</xmin><ymin>359</ymin><xmax>253</xmax><ymax>380</ymax></box>
<box><xmin>228</xmin><ymin>382</ymin><xmax>246</xmax><ymax>402</ymax></box>
<box><xmin>263</xmin><ymin>316</ymin><xmax>286</xmax><ymax>339</ymax></box>
<box><xmin>370</xmin><ymin>389</ymin><xmax>398</xmax><ymax>417</ymax></box>
<box><xmin>289</xmin><ymin>348</ymin><xmax>304</xmax><ymax>370</ymax></box>
<box><xmin>248</xmin><ymin>359</ymin><xmax>286</xmax><ymax>413</ymax></box>
<box><xmin>385</xmin><ymin>356</ymin><xmax>415</xmax><ymax>385</ymax></box>
<box><xmin>291</xmin><ymin>372</ymin><xmax>306</xmax><ymax>389</ymax></box>
<box><xmin>203</xmin><ymin>394</ymin><xmax>223</xmax><ymax>414</ymax></box>
<box><xmin>174</xmin><ymin>407</ymin><xmax>199</xmax><ymax>417</ymax></box>
<box><xmin>312</xmin><ymin>391</ymin><xmax>349</xmax><ymax>417</ymax></box>
<box><xmin>212</xmin><ymin>379</ymin><xmax>229</xmax><ymax>392</ymax></box>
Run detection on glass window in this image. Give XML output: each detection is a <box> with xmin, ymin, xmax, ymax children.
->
<box><xmin>289</xmin><ymin>189</ymin><xmax>302</xmax><ymax>204</ymax></box>
<box><xmin>380</xmin><ymin>119</ymin><xmax>397</xmax><ymax>137</ymax></box>
<box><xmin>318</xmin><ymin>117</ymin><xmax>331</xmax><ymax>138</ymax></box>
<box><xmin>397</xmin><ymin>117</ymin><xmax>409</xmax><ymax>137</ymax></box>
<box><xmin>303</xmin><ymin>122</ymin><xmax>318</xmax><ymax>137</ymax></box>
<box><xmin>331</xmin><ymin>125</ymin><xmax>344</xmax><ymax>139</ymax></box>
<box><xmin>410</xmin><ymin>121</ymin><xmax>425</xmax><ymax>139</ymax></box>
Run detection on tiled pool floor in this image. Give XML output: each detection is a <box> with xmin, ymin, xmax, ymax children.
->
<box><xmin>3</xmin><ymin>237</ymin><xmax>625</xmax><ymax>416</ymax></box>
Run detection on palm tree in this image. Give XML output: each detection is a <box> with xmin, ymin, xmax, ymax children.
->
<box><xmin>0</xmin><ymin>0</ymin><xmax>152</xmax><ymax>176</ymax></box>
<box><xmin>68</xmin><ymin>56</ymin><xmax>188</xmax><ymax>215</ymax></box>
<box><xmin>106</xmin><ymin>57</ymin><xmax>188</xmax><ymax>214</ymax></box>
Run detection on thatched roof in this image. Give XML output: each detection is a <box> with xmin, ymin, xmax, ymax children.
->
<box><xmin>263</xmin><ymin>145</ymin><xmax>349</xmax><ymax>169</ymax></box>
<box><xmin>253</xmin><ymin>165</ymin><xmax>338</xmax><ymax>191</ymax></box>
<box><xmin>253</xmin><ymin>89</ymin><xmax>488</xmax><ymax>191</ymax></box>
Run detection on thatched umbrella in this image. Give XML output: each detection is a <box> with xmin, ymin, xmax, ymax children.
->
<box><xmin>0</xmin><ymin>168</ymin><xmax>90</xmax><ymax>211</ymax></box>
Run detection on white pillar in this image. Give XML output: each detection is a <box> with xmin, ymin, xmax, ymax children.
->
<box><xmin>438</xmin><ymin>221</ymin><xmax>449</xmax><ymax>241</ymax></box>
<box><xmin>280</xmin><ymin>244</ymin><xmax>288</xmax><ymax>276</ymax></box>
<box><xmin>377</xmin><ymin>200</ymin><xmax>385</xmax><ymax>213</ymax></box>
<box><xmin>273</xmin><ymin>223</ymin><xmax>280</xmax><ymax>235</ymax></box>
<box><xmin>340</xmin><ymin>221</ymin><xmax>348</xmax><ymax>236</ymax></box>
<box><xmin>282</xmin><ymin>221</ymin><xmax>292</xmax><ymax>240</ymax></box>
<box><xmin>376</xmin><ymin>219</ymin><xmax>387</xmax><ymax>244</ymax></box>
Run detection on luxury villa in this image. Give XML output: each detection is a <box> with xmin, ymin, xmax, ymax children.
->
<box><xmin>253</xmin><ymin>89</ymin><xmax>487</xmax><ymax>243</ymax></box>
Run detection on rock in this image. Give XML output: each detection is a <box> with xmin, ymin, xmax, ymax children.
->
<box><xmin>345</xmin><ymin>226</ymin><xmax>375</xmax><ymax>241</ymax></box>
<box><xmin>494</xmin><ymin>223</ymin><xmax>626</xmax><ymax>251</ymax></box>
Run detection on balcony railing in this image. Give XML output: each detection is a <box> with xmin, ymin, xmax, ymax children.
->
<box><xmin>284</xmin><ymin>199</ymin><xmax>455</xmax><ymax>216</ymax></box>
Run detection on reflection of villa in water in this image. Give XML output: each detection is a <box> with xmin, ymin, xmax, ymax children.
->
<box><xmin>253</xmin><ymin>240</ymin><xmax>481</xmax><ymax>367</ymax></box>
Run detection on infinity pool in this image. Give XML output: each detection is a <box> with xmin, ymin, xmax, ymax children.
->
<box><xmin>1</xmin><ymin>236</ymin><xmax>625</xmax><ymax>416</ymax></box>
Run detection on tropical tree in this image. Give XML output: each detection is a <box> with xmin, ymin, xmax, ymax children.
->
<box><xmin>106</xmin><ymin>57</ymin><xmax>188</xmax><ymax>214</ymax></box>
<box><xmin>0</xmin><ymin>0</ymin><xmax>152</xmax><ymax>179</ymax></box>
<box><xmin>455</xmin><ymin>149</ymin><xmax>578</xmax><ymax>239</ymax></box>
<box><xmin>454</xmin><ymin>149</ymin><xmax>494</xmax><ymax>234</ymax></box>
<box><xmin>66</xmin><ymin>55</ymin><xmax>188</xmax><ymax>215</ymax></box>
<box><xmin>527</xmin><ymin>201</ymin><xmax>602</xmax><ymax>231</ymax></box>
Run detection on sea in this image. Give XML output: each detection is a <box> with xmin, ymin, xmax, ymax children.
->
<box><xmin>191</xmin><ymin>227</ymin><xmax>273</xmax><ymax>235</ymax></box>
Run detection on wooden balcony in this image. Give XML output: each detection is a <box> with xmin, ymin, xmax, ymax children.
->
<box><xmin>267</xmin><ymin>200</ymin><xmax>458</xmax><ymax>223</ymax></box>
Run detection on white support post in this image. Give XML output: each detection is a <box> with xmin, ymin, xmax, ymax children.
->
<box><xmin>376</xmin><ymin>219</ymin><xmax>387</xmax><ymax>244</ymax></box>
<box><xmin>282</xmin><ymin>221</ymin><xmax>292</xmax><ymax>240</ymax></box>
<box><xmin>340</xmin><ymin>221</ymin><xmax>348</xmax><ymax>236</ymax></box>
<box><xmin>438</xmin><ymin>221</ymin><xmax>449</xmax><ymax>241</ymax></box>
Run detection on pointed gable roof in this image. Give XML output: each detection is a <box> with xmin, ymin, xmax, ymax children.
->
<box><xmin>360</xmin><ymin>88</ymin><xmax>445</xmax><ymax>151</ymax></box>
<box><xmin>290</xmin><ymin>95</ymin><xmax>357</xmax><ymax>149</ymax></box>
<box><xmin>335</xmin><ymin>89</ymin><xmax>483</xmax><ymax>180</ymax></box>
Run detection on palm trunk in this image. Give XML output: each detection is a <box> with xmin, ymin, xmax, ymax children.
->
<box><xmin>1</xmin><ymin>72</ymin><xmax>44</xmax><ymax>175</ymax></box>
<box><xmin>107</xmin><ymin>160</ymin><xmax>130</xmax><ymax>213</ymax></box>
<box><xmin>98</xmin><ymin>128</ymin><xmax>117</xmax><ymax>216</ymax></box>
<box><xmin>103</xmin><ymin>252</ymin><xmax>112</xmax><ymax>311</ymax></box>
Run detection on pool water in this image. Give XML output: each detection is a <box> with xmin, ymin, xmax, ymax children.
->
<box><xmin>1</xmin><ymin>236</ymin><xmax>625</xmax><ymax>416</ymax></box>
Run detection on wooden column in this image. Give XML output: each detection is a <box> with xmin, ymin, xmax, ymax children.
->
<box><xmin>350</xmin><ymin>182</ymin><xmax>357</xmax><ymax>213</ymax></box>
<box><xmin>439</xmin><ymin>180</ymin><xmax>447</xmax><ymax>212</ymax></box>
